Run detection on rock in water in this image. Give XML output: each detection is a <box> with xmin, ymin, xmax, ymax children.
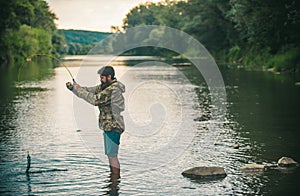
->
<box><xmin>232</xmin><ymin>143</ymin><xmax>240</xmax><ymax>149</ymax></box>
<box><xmin>240</xmin><ymin>164</ymin><xmax>266</xmax><ymax>171</ymax></box>
<box><xmin>277</xmin><ymin>157</ymin><xmax>299</xmax><ymax>167</ymax></box>
<box><xmin>193</xmin><ymin>115</ymin><xmax>209</xmax><ymax>122</ymax></box>
<box><xmin>172</xmin><ymin>62</ymin><xmax>192</xmax><ymax>67</ymax></box>
<box><xmin>182</xmin><ymin>167</ymin><xmax>226</xmax><ymax>180</ymax></box>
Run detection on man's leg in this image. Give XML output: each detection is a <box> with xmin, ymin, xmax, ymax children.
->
<box><xmin>108</xmin><ymin>156</ymin><xmax>120</xmax><ymax>176</ymax></box>
<box><xmin>103</xmin><ymin>131</ymin><xmax>121</xmax><ymax>176</ymax></box>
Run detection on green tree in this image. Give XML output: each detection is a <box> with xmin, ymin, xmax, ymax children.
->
<box><xmin>0</xmin><ymin>0</ymin><xmax>34</xmax><ymax>64</ymax></box>
<box><xmin>155</xmin><ymin>1</ymin><xmax>186</xmax><ymax>28</ymax></box>
<box><xmin>52</xmin><ymin>31</ymin><xmax>67</xmax><ymax>55</ymax></box>
<box><xmin>229</xmin><ymin>0</ymin><xmax>300</xmax><ymax>52</ymax></box>
<box><xmin>29</xmin><ymin>0</ymin><xmax>56</xmax><ymax>32</ymax></box>
<box><xmin>122</xmin><ymin>2</ymin><xmax>161</xmax><ymax>29</ymax></box>
<box><xmin>0</xmin><ymin>0</ymin><xmax>65</xmax><ymax>65</ymax></box>
<box><xmin>120</xmin><ymin>0</ymin><xmax>300</xmax><ymax>71</ymax></box>
<box><xmin>121</xmin><ymin>0</ymin><xmax>237</xmax><ymax>56</ymax></box>
<box><xmin>178</xmin><ymin>0</ymin><xmax>237</xmax><ymax>53</ymax></box>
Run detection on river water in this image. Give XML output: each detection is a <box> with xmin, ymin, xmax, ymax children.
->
<box><xmin>0</xmin><ymin>56</ymin><xmax>300</xmax><ymax>195</ymax></box>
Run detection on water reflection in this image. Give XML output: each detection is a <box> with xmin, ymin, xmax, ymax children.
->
<box><xmin>100</xmin><ymin>174</ymin><xmax>120</xmax><ymax>196</ymax></box>
<box><xmin>0</xmin><ymin>58</ymin><xmax>55</xmax><ymax>103</ymax></box>
<box><xmin>26</xmin><ymin>173</ymin><xmax>32</xmax><ymax>195</ymax></box>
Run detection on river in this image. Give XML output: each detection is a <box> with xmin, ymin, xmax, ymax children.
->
<box><xmin>0</xmin><ymin>55</ymin><xmax>300</xmax><ymax>195</ymax></box>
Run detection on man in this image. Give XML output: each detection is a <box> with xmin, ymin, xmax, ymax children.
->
<box><xmin>66</xmin><ymin>66</ymin><xmax>125</xmax><ymax>177</ymax></box>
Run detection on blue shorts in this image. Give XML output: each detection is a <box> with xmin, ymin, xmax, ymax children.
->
<box><xmin>103</xmin><ymin>130</ymin><xmax>120</xmax><ymax>157</ymax></box>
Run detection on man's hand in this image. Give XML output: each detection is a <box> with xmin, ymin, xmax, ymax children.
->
<box><xmin>66</xmin><ymin>82</ymin><xmax>73</xmax><ymax>91</ymax></box>
<box><xmin>66</xmin><ymin>79</ymin><xmax>81</xmax><ymax>91</ymax></box>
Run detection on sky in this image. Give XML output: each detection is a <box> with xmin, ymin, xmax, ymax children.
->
<box><xmin>45</xmin><ymin>0</ymin><xmax>162</xmax><ymax>32</ymax></box>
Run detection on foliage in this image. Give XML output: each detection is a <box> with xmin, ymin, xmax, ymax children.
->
<box><xmin>265</xmin><ymin>47</ymin><xmax>300</xmax><ymax>72</ymax></box>
<box><xmin>181</xmin><ymin>0</ymin><xmax>237</xmax><ymax>52</ymax></box>
<box><xmin>59</xmin><ymin>30</ymin><xmax>111</xmax><ymax>45</ymax></box>
<box><xmin>0</xmin><ymin>0</ymin><xmax>64</xmax><ymax>66</ymax></box>
<box><xmin>230</xmin><ymin>0</ymin><xmax>300</xmax><ymax>51</ymax></box>
<box><xmin>57</xmin><ymin>30</ymin><xmax>112</xmax><ymax>55</ymax></box>
<box><xmin>122</xmin><ymin>2</ymin><xmax>161</xmax><ymax>29</ymax></box>
<box><xmin>121</xmin><ymin>0</ymin><xmax>238</xmax><ymax>57</ymax></box>
<box><xmin>2</xmin><ymin>0</ymin><xmax>300</xmax><ymax>72</ymax></box>
<box><xmin>120</xmin><ymin>0</ymin><xmax>300</xmax><ymax>72</ymax></box>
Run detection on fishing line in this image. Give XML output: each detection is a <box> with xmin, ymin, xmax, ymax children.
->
<box><xmin>17</xmin><ymin>53</ymin><xmax>73</xmax><ymax>174</ymax></box>
<box><xmin>18</xmin><ymin>53</ymin><xmax>75</xmax><ymax>95</ymax></box>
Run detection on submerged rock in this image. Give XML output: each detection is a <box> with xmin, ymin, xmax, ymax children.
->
<box><xmin>193</xmin><ymin>115</ymin><xmax>210</xmax><ymax>122</ymax></box>
<box><xmin>214</xmin><ymin>143</ymin><xmax>239</xmax><ymax>149</ymax></box>
<box><xmin>277</xmin><ymin>157</ymin><xmax>299</xmax><ymax>167</ymax></box>
<box><xmin>232</xmin><ymin>143</ymin><xmax>240</xmax><ymax>149</ymax></box>
<box><xmin>172</xmin><ymin>62</ymin><xmax>192</xmax><ymax>67</ymax></box>
<box><xmin>240</xmin><ymin>164</ymin><xmax>266</xmax><ymax>171</ymax></box>
<box><xmin>182</xmin><ymin>167</ymin><xmax>227</xmax><ymax>180</ymax></box>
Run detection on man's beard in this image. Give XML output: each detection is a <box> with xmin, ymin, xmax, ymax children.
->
<box><xmin>101</xmin><ymin>80</ymin><xmax>110</xmax><ymax>90</ymax></box>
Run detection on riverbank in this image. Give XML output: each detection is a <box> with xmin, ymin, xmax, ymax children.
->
<box><xmin>216</xmin><ymin>46</ymin><xmax>300</xmax><ymax>74</ymax></box>
<box><xmin>60</xmin><ymin>54</ymin><xmax>300</xmax><ymax>80</ymax></box>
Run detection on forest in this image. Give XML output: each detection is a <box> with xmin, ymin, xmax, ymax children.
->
<box><xmin>0</xmin><ymin>0</ymin><xmax>66</xmax><ymax>66</ymax></box>
<box><xmin>58</xmin><ymin>29</ymin><xmax>111</xmax><ymax>55</ymax></box>
<box><xmin>121</xmin><ymin>0</ymin><xmax>300</xmax><ymax>72</ymax></box>
<box><xmin>1</xmin><ymin>0</ymin><xmax>300</xmax><ymax>72</ymax></box>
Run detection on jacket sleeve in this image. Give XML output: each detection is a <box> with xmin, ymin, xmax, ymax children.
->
<box><xmin>81</xmin><ymin>85</ymin><xmax>100</xmax><ymax>93</ymax></box>
<box><xmin>72</xmin><ymin>85</ymin><xmax>111</xmax><ymax>106</ymax></box>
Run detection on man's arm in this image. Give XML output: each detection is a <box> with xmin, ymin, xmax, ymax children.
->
<box><xmin>72</xmin><ymin>84</ymin><xmax>111</xmax><ymax>106</ymax></box>
<box><xmin>81</xmin><ymin>85</ymin><xmax>101</xmax><ymax>94</ymax></box>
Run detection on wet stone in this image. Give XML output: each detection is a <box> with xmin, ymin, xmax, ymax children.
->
<box><xmin>182</xmin><ymin>166</ymin><xmax>227</xmax><ymax>180</ymax></box>
<box><xmin>240</xmin><ymin>163</ymin><xmax>266</xmax><ymax>171</ymax></box>
<box><xmin>277</xmin><ymin>157</ymin><xmax>299</xmax><ymax>167</ymax></box>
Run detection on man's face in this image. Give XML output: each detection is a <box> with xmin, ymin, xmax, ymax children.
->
<box><xmin>100</xmin><ymin>75</ymin><xmax>107</xmax><ymax>84</ymax></box>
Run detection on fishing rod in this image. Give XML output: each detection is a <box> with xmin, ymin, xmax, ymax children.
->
<box><xmin>18</xmin><ymin>53</ymin><xmax>75</xmax><ymax>95</ymax></box>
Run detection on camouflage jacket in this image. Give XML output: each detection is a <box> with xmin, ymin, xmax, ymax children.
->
<box><xmin>72</xmin><ymin>79</ymin><xmax>125</xmax><ymax>133</ymax></box>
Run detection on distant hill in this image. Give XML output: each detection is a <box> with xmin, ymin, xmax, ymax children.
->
<box><xmin>58</xmin><ymin>29</ymin><xmax>112</xmax><ymax>45</ymax></box>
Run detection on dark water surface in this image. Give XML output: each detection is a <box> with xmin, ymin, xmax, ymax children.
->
<box><xmin>0</xmin><ymin>56</ymin><xmax>300</xmax><ymax>195</ymax></box>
